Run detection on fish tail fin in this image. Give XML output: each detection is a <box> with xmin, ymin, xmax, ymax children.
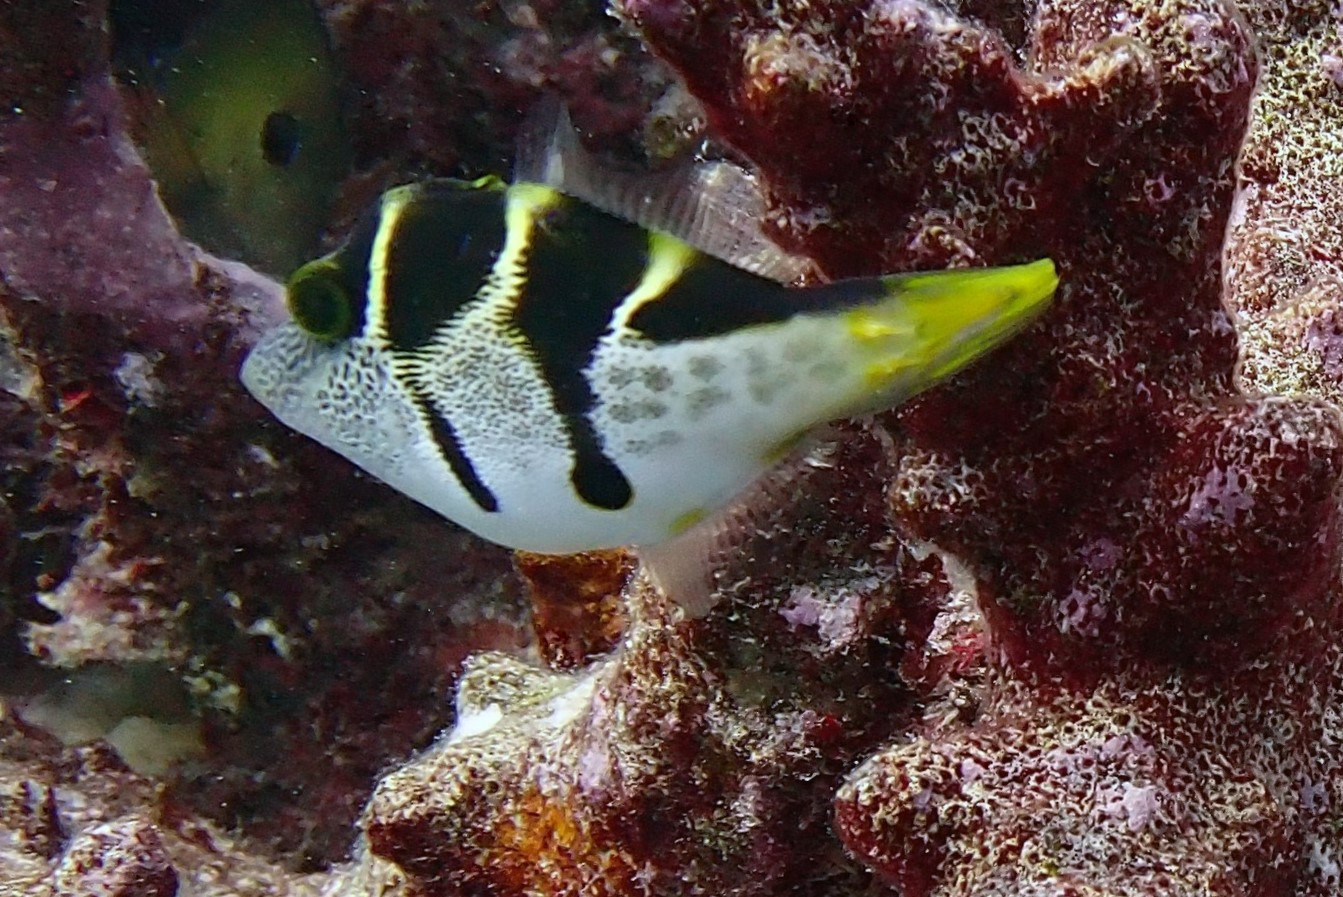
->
<box><xmin>832</xmin><ymin>258</ymin><xmax>1058</xmax><ymax>402</ymax></box>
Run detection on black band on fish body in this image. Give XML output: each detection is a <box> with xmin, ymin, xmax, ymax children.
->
<box><xmin>412</xmin><ymin>393</ymin><xmax>500</xmax><ymax>513</ymax></box>
<box><xmin>628</xmin><ymin>258</ymin><xmax>878</xmax><ymax>344</ymax></box>
<box><xmin>286</xmin><ymin>205</ymin><xmax>380</xmax><ymax>341</ymax></box>
<box><xmin>507</xmin><ymin>190</ymin><xmax>648</xmax><ymax>510</ymax></box>
<box><xmin>329</xmin><ymin>207</ymin><xmax>380</xmax><ymax>336</ymax></box>
<box><xmin>384</xmin><ymin>183</ymin><xmax>509</xmax><ymax>351</ymax></box>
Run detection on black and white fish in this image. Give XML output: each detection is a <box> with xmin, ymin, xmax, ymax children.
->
<box><xmin>241</xmin><ymin>111</ymin><xmax>1057</xmax><ymax>610</ymax></box>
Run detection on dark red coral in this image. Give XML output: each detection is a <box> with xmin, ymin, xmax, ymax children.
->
<box><xmin>7</xmin><ymin>0</ymin><xmax>1343</xmax><ymax>892</ymax></box>
<box><xmin>619</xmin><ymin>0</ymin><xmax>1331</xmax><ymax>686</ymax></box>
<box><xmin>315</xmin><ymin>0</ymin><xmax>672</xmax><ymax>223</ymax></box>
<box><xmin>622</xmin><ymin>0</ymin><xmax>1324</xmax><ymax>677</ymax></box>
<box><xmin>514</xmin><ymin>549</ymin><xmax>634</xmax><ymax>669</ymax></box>
<box><xmin>619</xmin><ymin>0</ymin><xmax>1343</xmax><ymax>892</ymax></box>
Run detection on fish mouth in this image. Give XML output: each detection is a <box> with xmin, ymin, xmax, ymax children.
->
<box><xmin>239</xmin><ymin>324</ymin><xmax>426</xmax><ymax>482</ymax></box>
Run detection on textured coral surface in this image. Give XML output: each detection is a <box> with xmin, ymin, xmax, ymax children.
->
<box><xmin>0</xmin><ymin>709</ymin><xmax>334</xmax><ymax>896</ymax></box>
<box><xmin>7</xmin><ymin>0</ymin><xmax>1343</xmax><ymax>894</ymax></box>
<box><xmin>616</xmin><ymin>0</ymin><xmax>1343</xmax><ymax>894</ymax></box>
<box><xmin>363</xmin><ymin>430</ymin><xmax>916</xmax><ymax>896</ymax></box>
<box><xmin>619</xmin><ymin>0</ymin><xmax>1343</xmax><ymax>894</ymax></box>
<box><xmin>1228</xmin><ymin>0</ymin><xmax>1343</xmax><ymax>403</ymax></box>
<box><xmin>0</xmin><ymin>0</ymin><xmax>529</xmax><ymax>881</ymax></box>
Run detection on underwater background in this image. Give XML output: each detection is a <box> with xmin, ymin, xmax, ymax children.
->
<box><xmin>3</xmin><ymin>0</ymin><xmax>1343</xmax><ymax>894</ymax></box>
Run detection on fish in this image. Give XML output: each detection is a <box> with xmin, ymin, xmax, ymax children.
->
<box><xmin>241</xmin><ymin>109</ymin><xmax>1058</xmax><ymax>613</ymax></box>
<box><xmin>126</xmin><ymin>0</ymin><xmax>351</xmax><ymax>276</ymax></box>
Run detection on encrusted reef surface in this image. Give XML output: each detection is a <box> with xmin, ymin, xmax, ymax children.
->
<box><xmin>0</xmin><ymin>0</ymin><xmax>532</xmax><ymax>884</ymax></box>
<box><xmin>620</xmin><ymin>0</ymin><xmax>1343</xmax><ymax>893</ymax></box>
<box><xmin>6</xmin><ymin>0</ymin><xmax>1343</xmax><ymax>895</ymax></box>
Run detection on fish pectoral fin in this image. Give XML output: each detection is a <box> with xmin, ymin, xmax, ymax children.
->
<box><xmin>638</xmin><ymin>429</ymin><xmax>841</xmax><ymax>619</ymax></box>
<box><xmin>512</xmin><ymin>97</ymin><xmax>819</xmax><ymax>284</ymax></box>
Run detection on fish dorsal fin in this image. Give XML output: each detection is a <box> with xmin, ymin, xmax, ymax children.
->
<box><xmin>514</xmin><ymin>100</ymin><xmax>818</xmax><ymax>285</ymax></box>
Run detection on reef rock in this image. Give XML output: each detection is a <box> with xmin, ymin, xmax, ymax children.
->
<box><xmin>617</xmin><ymin>0</ymin><xmax>1343</xmax><ymax>894</ymax></box>
<box><xmin>349</xmin><ymin>0</ymin><xmax>1343</xmax><ymax>894</ymax></box>
<box><xmin>0</xmin><ymin>709</ymin><xmax>334</xmax><ymax>896</ymax></box>
<box><xmin>0</xmin><ymin>0</ymin><xmax>528</xmax><ymax>873</ymax></box>
<box><xmin>360</xmin><ymin>429</ymin><xmax>917</xmax><ymax>896</ymax></box>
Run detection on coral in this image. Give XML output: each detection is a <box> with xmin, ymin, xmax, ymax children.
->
<box><xmin>0</xmin><ymin>1</ymin><xmax>106</xmax><ymax>120</ymax></box>
<box><xmin>344</xmin><ymin>0</ymin><xmax>1343</xmax><ymax>893</ymax></box>
<box><xmin>313</xmin><ymin>0</ymin><xmax>680</xmax><ymax>226</ymax></box>
<box><xmin>611</xmin><ymin>0</ymin><xmax>1343</xmax><ymax>893</ymax></box>
<box><xmin>0</xmin><ymin>708</ymin><xmax>332</xmax><ymax>896</ymax></box>
<box><xmin>1227</xmin><ymin>0</ymin><xmax>1343</xmax><ymax>405</ymax></box>
<box><xmin>361</xmin><ymin>429</ymin><xmax>917</xmax><ymax>897</ymax></box>
<box><xmin>514</xmin><ymin>549</ymin><xmax>635</xmax><ymax>669</ymax></box>
<box><xmin>52</xmin><ymin>815</ymin><xmax>179</xmax><ymax>897</ymax></box>
<box><xmin>0</xmin><ymin>0</ymin><xmax>530</xmax><ymax>874</ymax></box>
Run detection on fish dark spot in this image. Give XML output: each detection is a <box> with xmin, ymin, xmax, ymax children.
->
<box><xmin>750</xmin><ymin>381</ymin><xmax>782</xmax><ymax>405</ymax></box>
<box><xmin>783</xmin><ymin>337</ymin><xmax>821</xmax><ymax>362</ymax></box>
<box><xmin>607</xmin><ymin>367</ymin><xmax>639</xmax><ymax>388</ymax></box>
<box><xmin>572</xmin><ymin>451</ymin><xmax>633</xmax><ymax>510</ymax></box>
<box><xmin>749</xmin><ymin>367</ymin><xmax>795</xmax><ymax>405</ymax></box>
<box><xmin>642</xmin><ymin>367</ymin><xmax>673</xmax><ymax>391</ymax></box>
<box><xmin>623</xmin><ymin>430</ymin><xmax>683</xmax><ymax>454</ymax></box>
<box><xmin>809</xmin><ymin>359</ymin><xmax>846</xmax><ymax>382</ymax></box>
<box><xmin>689</xmin><ymin>356</ymin><xmax>723</xmax><ymax>380</ymax></box>
<box><xmin>609</xmin><ymin>400</ymin><xmax>669</xmax><ymax>423</ymax></box>
<box><xmin>261</xmin><ymin>111</ymin><xmax>303</xmax><ymax>167</ymax></box>
<box><xmin>686</xmin><ymin>386</ymin><xmax>731</xmax><ymax>420</ymax></box>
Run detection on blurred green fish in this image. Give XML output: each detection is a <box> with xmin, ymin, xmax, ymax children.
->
<box><xmin>130</xmin><ymin>0</ymin><xmax>349</xmax><ymax>275</ymax></box>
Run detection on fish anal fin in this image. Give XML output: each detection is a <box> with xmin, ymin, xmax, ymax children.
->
<box><xmin>637</xmin><ymin>532</ymin><xmax>720</xmax><ymax>621</ymax></box>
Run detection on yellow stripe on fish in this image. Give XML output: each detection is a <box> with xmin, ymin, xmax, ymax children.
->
<box><xmin>241</xmin><ymin>173</ymin><xmax>1057</xmax><ymax>556</ymax></box>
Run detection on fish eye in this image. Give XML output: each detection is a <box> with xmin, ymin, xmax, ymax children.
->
<box><xmin>261</xmin><ymin>111</ymin><xmax>302</xmax><ymax>167</ymax></box>
<box><xmin>287</xmin><ymin>264</ymin><xmax>354</xmax><ymax>340</ymax></box>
